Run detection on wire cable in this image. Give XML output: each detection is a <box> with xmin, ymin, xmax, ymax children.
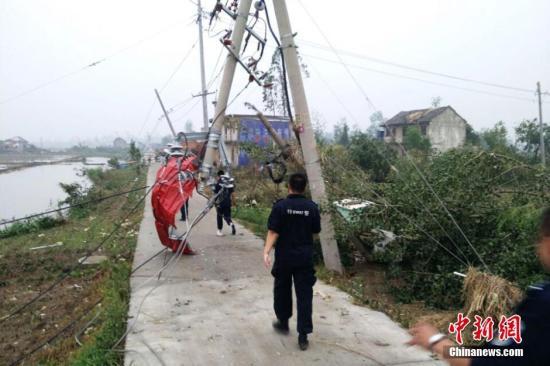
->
<box><xmin>300</xmin><ymin>40</ymin><xmax>536</xmax><ymax>94</ymax></box>
<box><xmin>310</xmin><ymin>60</ymin><xmax>471</xmax><ymax>264</ymax></box>
<box><xmin>301</xmin><ymin>53</ymin><xmax>538</xmax><ymax>103</ymax></box>
<box><xmin>0</xmin><ymin>185</ymin><xmax>149</xmax><ymax>226</ymax></box>
<box><xmin>0</xmin><ymin>21</ymin><xmax>188</xmax><ymax>106</ymax></box>
<box><xmin>295</xmin><ymin>0</ymin><xmax>492</xmax><ymax>269</ymax></box>
<box><xmin>263</xmin><ymin>0</ymin><xmax>295</xmax><ymax>125</ymax></box>
<box><xmin>296</xmin><ymin>0</ymin><xmax>377</xmax><ymax>111</ymax></box>
<box><xmin>323</xmin><ymin>154</ymin><xmax>469</xmax><ymax>267</ymax></box>
<box><xmin>136</xmin><ymin>39</ymin><xmax>200</xmax><ymax>139</ymax></box>
<box><xmin>0</xmin><ymin>171</ymin><xmax>175</xmax><ymax>324</ymax></box>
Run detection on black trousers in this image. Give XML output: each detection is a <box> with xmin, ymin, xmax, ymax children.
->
<box><xmin>216</xmin><ymin>205</ymin><xmax>233</xmax><ymax>230</ymax></box>
<box><xmin>180</xmin><ymin>200</ymin><xmax>189</xmax><ymax>221</ymax></box>
<box><xmin>271</xmin><ymin>263</ymin><xmax>317</xmax><ymax>335</ymax></box>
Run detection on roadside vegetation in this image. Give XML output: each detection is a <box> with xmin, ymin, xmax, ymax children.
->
<box><xmin>232</xmin><ymin>117</ymin><xmax>550</xmax><ymax>331</ymax></box>
<box><xmin>0</xmin><ymin>163</ymin><xmax>146</xmax><ymax>365</ymax></box>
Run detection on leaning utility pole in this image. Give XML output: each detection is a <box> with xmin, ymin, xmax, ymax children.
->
<box><xmin>200</xmin><ymin>0</ymin><xmax>253</xmax><ymax>182</ymax></box>
<box><xmin>537</xmin><ymin>82</ymin><xmax>546</xmax><ymax>167</ymax></box>
<box><xmin>272</xmin><ymin>0</ymin><xmax>343</xmax><ymax>273</ymax></box>
<box><xmin>197</xmin><ymin>0</ymin><xmax>210</xmax><ymax>132</ymax></box>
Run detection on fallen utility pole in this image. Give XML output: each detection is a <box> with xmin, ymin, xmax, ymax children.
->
<box><xmin>245</xmin><ymin>102</ymin><xmax>301</xmax><ymax>167</ymax></box>
<box><xmin>154</xmin><ymin>88</ymin><xmax>177</xmax><ymax>138</ymax></box>
<box><xmin>200</xmin><ymin>0</ymin><xmax>253</xmax><ymax>185</ymax></box>
<box><xmin>537</xmin><ymin>81</ymin><xmax>546</xmax><ymax>167</ymax></box>
<box><xmin>272</xmin><ymin>0</ymin><xmax>343</xmax><ymax>273</ymax></box>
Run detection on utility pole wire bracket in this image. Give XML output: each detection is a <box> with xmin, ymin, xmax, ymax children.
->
<box><xmin>220</xmin><ymin>40</ymin><xmax>262</xmax><ymax>86</ymax></box>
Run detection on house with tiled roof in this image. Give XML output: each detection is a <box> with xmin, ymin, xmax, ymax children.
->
<box><xmin>383</xmin><ymin>106</ymin><xmax>467</xmax><ymax>152</ymax></box>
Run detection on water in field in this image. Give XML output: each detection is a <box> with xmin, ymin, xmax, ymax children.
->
<box><xmin>0</xmin><ymin>157</ymin><xmax>108</xmax><ymax>223</ymax></box>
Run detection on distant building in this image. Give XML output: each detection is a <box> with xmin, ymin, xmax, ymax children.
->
<box><xmin>224</xmin><ymin>114</ymin><xmax>292</xmax><ymax>166</ymax></box>
<box><xmin>383</xmin><ymin>106</ymin><xmax>467</xmax><ymax>152</ymax></box>
<box><xmin>0</xmin><ymin>136</ymin><xmax>33</xmax><ymax>152</ymax></box>
<box><xmin>113</xmin><ymin>137</ymin><xmax>129</xmax><ymax>150</ymax></box>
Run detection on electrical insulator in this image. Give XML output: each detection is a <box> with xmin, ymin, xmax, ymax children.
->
<box><xmin>254</xmin><ymin>1</ymin><xmax>265</xmax><ymax>11</ymax></box>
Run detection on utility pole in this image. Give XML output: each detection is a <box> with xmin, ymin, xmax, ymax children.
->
<box><xmin>201</xmin><ymin>0</ymin><xmax>253</xmax><ymax>183</ymax></box>
<box><xmin>537</xmin><ymin>82</ymin><xmax>546</xmax><ymax>167</ymax></box>
<box><xmin>154</xmin><ymin>89</ymin><xmax>177</xmax><ymax>138</ymax></box>
<box><xmin>197</xmin><ymin>0</ymin><xmax>210</xmax><ymax>132</ymax></box>
<box><xmin>272</xmin><ymin>0</ymin><xmax>343</xmax><ymax>273</ymax></box>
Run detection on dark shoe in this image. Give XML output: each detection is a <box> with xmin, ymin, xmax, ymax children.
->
<box><xmin>298</xmin><ymin>333</ymin><xmax>309</xmax><ymax>351</ymax></box>
<box><xmin>272</xmin><ymin>319</ymin><xmax>289</xmax><ymax>334</ymax></box>
<box><xmin>231</xmin><ymin>224</ymin><xmax>236</xmax><ymax>235</ymax></box>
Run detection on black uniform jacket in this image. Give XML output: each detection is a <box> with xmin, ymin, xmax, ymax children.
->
<box><xmin>472</xmin><ymin>282</ymin><xmax>550</xmax><ymax>366</ymax></box>
<box><xmin>267</xmin><ymin>194</ymin><xmax>321</xmax><ymax>267</ymax></box>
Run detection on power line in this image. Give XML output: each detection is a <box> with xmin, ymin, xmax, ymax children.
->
<box><xmin>309</xmin><ymin>63</ymin><xmax>472</xmax><ymax>265</ymax></box>
<box><xmin>8</xmin><ymin>245</ymin><xmax>169</xmax><ymax>366</ymax></box>
<box><xmin>0</xmin><ymin>175</ymin><xmax>167</xmax><ymax>325</ymax></box>
<box><xmin>300</xmin><ymin>40</ymin><xmax>536</xmax><ymax>94</ymax></box>
<box><xmin>136</xmin><ymin>39</ymin><xmax>199</xmax><ymax>139</ymax></box>
<box><xmin>0</xmin><ymin>21</ymin><xmax>188</xmax><ymax>106</ymax></box>
<box><xmin>0</xmin><ymin>185</ymin><xmax>149</xmax><ymax>225</ymax></box>
<box><xmin>294</xmin><ymin>1</ymin><xmax>487</xmax><ymax>268</ymax></box>
<box><xmin>159</xmin><ymin>41</ymin><xmax>199</xmax><ymax>92</ymax></box>
<box><xmin>296</xmin><ymin>0</ymin><xmax>377</xmax><ymax>111</ymax></box>
<box><xmin>302</xmin><ymin>53</ymin><xmax>538</xmax><ymax>103</ymax></box>
<box><xmin>323</xmin><ymin>154</ymin><xmax>470</xmax><ymax>267</ymax></box>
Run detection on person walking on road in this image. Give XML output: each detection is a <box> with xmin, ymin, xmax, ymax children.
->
<box><xmin>263</xmin><ymin>173</ymin><xmax>321</xmax><ymax>351</ymax></box>
<box><xmin>214</xmin><ymin>170</ymin><xmax>236</xmax><ymax>236</ymax></box>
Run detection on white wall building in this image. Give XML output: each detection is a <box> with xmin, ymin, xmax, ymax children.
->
<box><xmin>383</xmin><ymin>106</ymin><xmax>467</xmax><ymax>152</ymax></box>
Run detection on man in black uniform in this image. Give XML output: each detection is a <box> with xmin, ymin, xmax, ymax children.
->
<box><xmin>213</xmin><ymin>170</ymin><xmax>236</xmax><ymax>236</ymax></box>
<box><xmin>263</xmin><ymin>173</ymin><xmax>320</xmax><ymax>351</ymax></box>
<box><xmin>408</xmin><ymin>207</ymin><xmax>550</xmax><ymax>365</ymax></box>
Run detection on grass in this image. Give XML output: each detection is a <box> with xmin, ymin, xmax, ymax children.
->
<box><xmin>0</xmin><ymin>166</ymin><xmax>146</xmax><ymax>365</ymax></box>
<box><xmin>0</xmin><ymin>216</ymin><xmax>66</xmax><ymax>239</ymax></box>
<box><xmin>233</xmin><ymin>205</ymin><xmax>270</xmax><ymax>238</ymax></box>
<box><xmin>68</xmin><ymin>262</ymin><xmax>131</xmax><ymax>366</ymax></box>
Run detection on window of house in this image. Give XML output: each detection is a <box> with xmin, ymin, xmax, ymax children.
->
<box><xmin>421</xmin><ymin>125</ymin><xmax>427</xmax><ymax>135</ymax></box>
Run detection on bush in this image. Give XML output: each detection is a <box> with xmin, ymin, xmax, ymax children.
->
<box><xmin>348</xmin><ymin>133</ymin><xmax>397</xmax><ymax>182</ymax></box>
<box><xmin>324</xmin><ymin>146</ymin><xmax>549</xmax><ymax>308</ymax></box>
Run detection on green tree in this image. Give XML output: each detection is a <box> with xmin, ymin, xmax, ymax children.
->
<box><xmin>515</xmin><ymin>118</ymin><xmax>550</xmax><ymax>162</ymax></box>
<box><xmin>128</xmin><ymin>140</ymin><xmax>142</xmax><ymax>173</ymax></box>
<box><xmin>107</xmin><ymin>157</ymin><xmax>119</xmax><ymax>169</ymax></box>
<box><xmin>334</xmin><ymin>119</ymin><xmax>350</xmax><ymax>146</ymax></box>
<box><xmin>403</xmin><ymin>126</ymin><xmax>431</xmax><ymax>152</ymax></box>
<box><xmin>465</xmin><ymin>123</ymin><xmax>481</xmax><ymax>146</ymax></box>
<box><xmin>348</xmin><ymin>132</ymin><xmax>396</xmax><ymax>182</ymax></box>
<box><xmin>128</xmin><ymin>141</ymin><xmax>141</xmax><ymax>162</ymax></box>
<box><xmin>262</xmin><ymin>49</ymin><xmax>308</xmax><ymax>116</ymax></box>
<box><xmin>480</xmin><ymin>121</ymin><xmax>509</xmax><ymax>151</ymax></box>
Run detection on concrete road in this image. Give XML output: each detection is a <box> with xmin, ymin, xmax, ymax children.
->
<box><xmin>124</xmin><ymin>165</ymin><xmax>443</xmax><ymax>366</ymax></box>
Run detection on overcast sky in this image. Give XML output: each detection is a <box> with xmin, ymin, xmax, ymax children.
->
<box><xmin>0</xmin><ymin>0</ymin><xmax>549</xmax><ymax>146</ymax></box>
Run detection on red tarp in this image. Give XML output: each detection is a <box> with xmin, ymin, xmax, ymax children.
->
<box><xmin>151</xmin><ymin>156</ymin><xmax>198</xmax><ymax>253</ymax></box>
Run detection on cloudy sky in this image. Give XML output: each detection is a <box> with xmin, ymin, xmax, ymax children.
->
<box><xmin>0</xmin><ymin>0</ymin><xmax>549</xmax><ymax>146</ymax></box>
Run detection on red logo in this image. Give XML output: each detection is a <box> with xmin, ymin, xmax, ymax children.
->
<box><xmin>448</xmin><ymin>312</ymin><xmax>470</xmax><ymax>345</ymax></box>
<box><xmin>498</xmin><ymin>315</ymin><xmax>522</xmax><ymax>344</ymax></box>
<box><xmin>448</xmin><ymin>314</ymin><xmax>522</xmax><ymax>344</ymax></box>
